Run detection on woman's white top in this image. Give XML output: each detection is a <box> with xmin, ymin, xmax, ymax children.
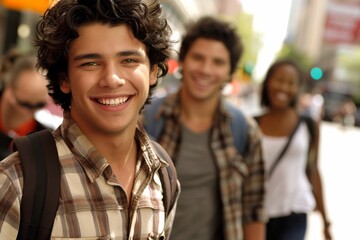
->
<box><xmin>262</xmin><ymin>122</ymin><xmax>316</xmax><ymax>218</ymax></box>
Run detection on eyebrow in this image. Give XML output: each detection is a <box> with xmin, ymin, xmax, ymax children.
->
<box><xmin>73</xmin><ymin>50</ymin><xmax>145</xmax><ymax>61</ymax></box>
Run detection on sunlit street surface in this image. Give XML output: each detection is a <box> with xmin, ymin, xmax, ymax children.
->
<box><xmin>306</xmin><ymin>122</ymin><xmax>360</xmax><ymax>239</ymax></box>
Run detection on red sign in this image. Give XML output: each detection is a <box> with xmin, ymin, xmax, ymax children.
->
<box><xmin>324</xmin><ymin>2</ymin><xmax>360</xmax><ymax>45</ymax></box>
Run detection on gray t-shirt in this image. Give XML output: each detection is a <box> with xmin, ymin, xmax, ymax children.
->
<box><xmin>170</xmin><ymin>125</ymin><xmax>223</xmax><ymax>240</ymax></box>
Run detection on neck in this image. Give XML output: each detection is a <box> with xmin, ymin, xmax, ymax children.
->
<box><xmin>179</xmin><ymin>88</ymin><xmax>219</xmax><ymax>118</ymax></box>
<box><xmin>97</xmin><ymin>135</ymin><xmax>136</xmax><ymax>166</ymax></box>
<box><xmin>179</xmin><ymin>89</ymin><xmax>219</xmax><ymax>132</ymax></box>
<box><xmin>267</xmin><ymin>107</ymin><xmax>297</xmax><ymax>118</ymax></box>
<box><xmin>109</xmin><ymin>139</ymin><xmax>137</xmax><ymax>170</ymax></box>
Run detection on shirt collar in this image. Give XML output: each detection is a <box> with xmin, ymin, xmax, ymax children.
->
<box><xmin>158</xmin><ymin>92</ymin><xmax>233</xmax><ymax>122</ymax></box>
<box><xmin>60</xmin><ymin>111</ymin><xmax>165</xmax><ymax>182</ymax></box>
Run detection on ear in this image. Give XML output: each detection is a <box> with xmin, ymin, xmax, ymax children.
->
<box><xmin>173</xmin><ymin>62</ymin><xmax>183</xmax><ymax>80</ymax></box>
<box><xmin>149</xmin><ymin>65</ymin><xmax>159</xmax><ymax>86</ymax></box>
<box><xmin>229</xmin><ymin>72</ymin><xmax>235</xmax><ymax>82</ymax></box>
<box><xmin>59</xmin><ymin>74</ymin><xmax>71</xmax><ymax>94</ymax></box>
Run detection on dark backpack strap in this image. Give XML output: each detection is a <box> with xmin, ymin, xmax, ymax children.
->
<box><xmin>151</xmin><ymin>140</ymin><xmax>177</xmax><ymax>217</ymax></box>
<box><xmin>300</xmin><ymin>115</ymin><xmax>317</xmax><ymax>178</ymax></box>
<box><xmin>300</xmin><ymin>114</ymin><xmax>315</xmax><ymax>145</ymax></box>
<box><xmin>13</xmin><ymin>130</ymin><xmax>60</xmax><ymax>240</ymax></box>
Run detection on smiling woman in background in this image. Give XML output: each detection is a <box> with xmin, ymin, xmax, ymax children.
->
<box><xmin>256</xmin><ymin>59</ymin><xmax>332</xmax><ymax>240</ymax></box>
<box><xmin>0</xmin><ymin>50</ymin><xmax>50</xmax><ymax>158</ymax></box>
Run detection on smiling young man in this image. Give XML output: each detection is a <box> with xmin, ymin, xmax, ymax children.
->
<box><xmin>0</xmin><ymin>0</ymin><xmax>180</xmax><ymax>239</ymax></box>
<box><xmin>143</xmin><ymin>16</ymin><xmax>266</xmax><ymax>240</ymax></box>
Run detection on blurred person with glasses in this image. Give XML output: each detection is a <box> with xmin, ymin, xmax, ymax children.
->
<box><xmin>0</xmin><ymin>50</ymin><xmax>50</xmax><ymax>159</ymax></box>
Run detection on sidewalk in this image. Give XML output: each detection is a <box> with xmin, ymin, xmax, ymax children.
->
<box><xmin>305</xmin><ymin>122</ymin><xmax>360</xmax><ymax>239</ymax></box>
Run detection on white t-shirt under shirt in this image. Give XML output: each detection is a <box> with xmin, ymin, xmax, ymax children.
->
<box><xmin>262</xmin><ymin>122</ymin><xmax>316</xmax><ymax>218</ymax></box>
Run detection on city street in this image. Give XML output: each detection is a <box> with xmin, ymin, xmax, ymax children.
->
<box><xmin>305</xmin><ymin>122</ymin><xmax>360</xmax><ymax>239</ymax></box>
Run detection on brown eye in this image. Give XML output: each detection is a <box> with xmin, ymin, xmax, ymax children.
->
<box><xmin>81</xmin><ymin>62</ymin><xmax>98</xmax><ymax>67</ymax></box>
<box><xmin>122</xmin><ymin>59</ymin><xmax>137</xmax><ymax>64</ymax></box>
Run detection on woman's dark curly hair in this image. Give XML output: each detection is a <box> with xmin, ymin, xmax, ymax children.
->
<box><xmin>179</xmin><ymin>16</ymin><xmax>243</xmax><ymax>75</ymax></box>
<box><xmin>35</xmin><ymin>0</ymin><xmax>172</xmax><ymax>110</ymax></box>
<box><xmin>260</xmin><ymin>59</ymin><xmax>304</xmax><ymax>108</ymax></box>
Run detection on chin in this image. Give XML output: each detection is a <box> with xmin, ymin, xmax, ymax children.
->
<box><xmin>270</xmin><ymin>103</ymin><xmax>290</xmax><ymax>110</ymax></box>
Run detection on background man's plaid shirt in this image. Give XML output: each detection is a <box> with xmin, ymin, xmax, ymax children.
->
<box><xmin>148</xmin><ymin>93</ymin><xmax>266</xmax><ymax>240</ymax></box>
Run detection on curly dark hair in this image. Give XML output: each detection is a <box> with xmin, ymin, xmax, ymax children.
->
<box><xmin>35</xmin><ymin>0</ymin><xmax>172</xmax><ymax>110</ymax></box>
<box><xmin>179</xmin><ymin>16</ymin><xmax>243</xmax><ymax>75</ymax></box>
<box><xmin>260</xmin><ymin>59</ymin><xmax>304</xmax><ymax>108</ymax></box>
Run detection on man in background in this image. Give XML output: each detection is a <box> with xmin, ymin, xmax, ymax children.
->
<box><xmin>143</xmin><ymin>16</ymin><xmax>266</xmax><ymax>240</ymax></box>
<box><xmin>0</xmin><ymin>51</ymin><xmax>49</xmax><ymax>158</ymax></box>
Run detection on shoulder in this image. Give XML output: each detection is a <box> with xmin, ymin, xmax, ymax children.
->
<box><xmin>145</xmin><ymin>96</ymin><xmax>166</xmax><ymax>111</ymax></box>
<box><xmin>222</xmin><ymin>100</ymin><xmax>262</xmax><ymax>136</ymax></box>
<box><xmin>144</xmin><ymin>94</ymin><xmax>175</xmax><ymax>114</ymax></box>
<box><xmin>0</xmin><ymin>152</ymin><xmax>21</xmax><ymax>174</ymax></box>
<box><xmin>0</xmin><ymin>153</ymin><xmax>21</xmax><ymax>239</ymax></box>
<box><xmin>0</xmin><ymin>152</ymin><xmax>23</xmax><ymax>194</ymax></box>
<box><xmin>53</xmin><ymin>128</ymin><xmax>72</xmax><ymax>157</ymax></box>
<box><xmin>244</xmin><ymin>115</ymin><xmax>262</xmax><ymax>147</ymax></box>
<box><xmin>223</xmin><ymin>100</ymin><xmax>247</xmax><ymax>125</ymax></box>
<box><xmin>223</xmin><ymin>100</ymin><xmax>256</xmax><ymax>124</ymax></box>
<box><xmin>252</xmin><ymin>114</ymin><xmax>263</xmax><ymax>124</ymax></box>
<box><xmin>142</xmin><ymin>95</ymin><xmax>169</xmax><ymax>123</ymax></box>
<box><xmin>300</xmin><ymin>113</ymin><xmax>314</xmax><ymax>123</ymax></box>
<box><xmin>223</xmin><ymin>101</ymin><xmax>262</xmax><ymax>154</ymax></box>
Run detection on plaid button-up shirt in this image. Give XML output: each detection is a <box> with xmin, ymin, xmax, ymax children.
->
<box><xmin>148</xmin><ymin>93</ymin><xmax>266</xmax><ymax>240</ymax></box>
<box><xmin>0</xmin><ymin>111</ymin><xmax>179</xmax><ymax>239</ymax></box>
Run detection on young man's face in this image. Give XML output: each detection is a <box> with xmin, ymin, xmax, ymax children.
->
<box><xmin>61</xmin><ymin>23</ymin><xmax>157</xmax><ymax>136</ymax></box>
<box><xmin>180</xmin><ymin>38</ymin><xmax>231</xmax><ymax>102</ymax></box>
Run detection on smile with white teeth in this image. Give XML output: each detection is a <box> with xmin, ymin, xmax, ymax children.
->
<box><xmin>275</xmin><ymin>93</ymin><xmax>288</xmax><ymax>101</ymax></box>
<box><xmin>97</xmin><ymin>97</ymin><xmax>129</xmax><ymax>106</ymax></box>
<box><xmin>194</xmin><ymin>77</ymin><xmax>212</xmax><ymax>87</ymax></box>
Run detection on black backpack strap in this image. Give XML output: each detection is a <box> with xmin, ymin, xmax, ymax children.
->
<box><xmin>300</xmin><ymin>115</ymin><xmax>317</xmax><ymax>178</ymax></box>
<box><xmin>151</xmin><ymin>140</ymin><xmax>177</xmax><ymax>217</ymax></box>
<box><xmin>13</xmin><ymin>130</ymin><xmax>60</xmax><ymax>240</ymax></box>
<box><xmin>300</xmin><ymin>114</ymin><xmax>315</xmax><ymax>145</ymax></box>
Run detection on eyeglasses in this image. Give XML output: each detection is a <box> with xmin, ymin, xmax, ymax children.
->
<box><xmin>17</xmin><ymin>100</ymin><xmax>47</xmax><ymax>110</ymax></box>
<box><xmin>15</xmin><ymin>96</ymin><xmax>47</xmax><ymax>110</ymax></box>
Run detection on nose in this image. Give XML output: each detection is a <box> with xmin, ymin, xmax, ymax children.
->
<box><xmin>280</xmin><ymin>82</ymin><xmax>293</xmax><ymax>92</ymax></box>
<box><xmin>99</xmin><ymin>63</ymin><xmax>125</xmax><ymax>88</ymax></box>
<box><xmin>199</xmin><ymin>59</ymin><xmax>213</xmax><ymax>74</ymax></box>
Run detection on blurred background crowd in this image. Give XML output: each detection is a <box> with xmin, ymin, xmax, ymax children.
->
<box><xmin>1</xmin><ymin>0</ymin><xmax>360</xmax><ymax>239</ymax></box>
<box><xmin>1</xmin><ymin>0</ymin><xmax>360</xmax><ymax>126</ymax></box>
